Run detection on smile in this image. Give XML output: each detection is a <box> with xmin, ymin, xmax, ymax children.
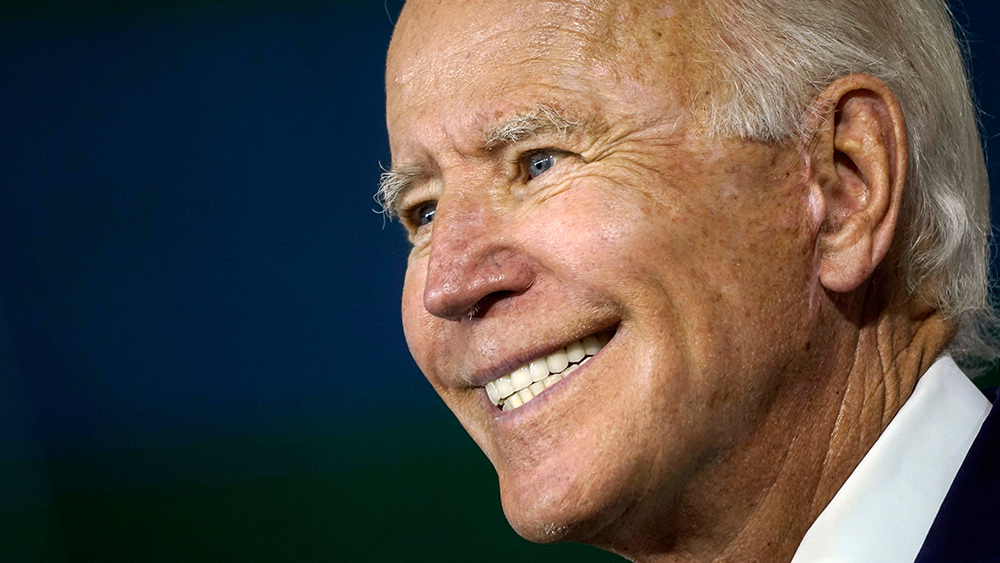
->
<box><xmin>485</xmin><ymin>331</ymin><xmax>614</xmax><ymax>411</ymax></box>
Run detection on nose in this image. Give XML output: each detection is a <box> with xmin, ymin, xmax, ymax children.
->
<box><xmin>422</xmin><ymin>201</ymin><xmax>534</xmax><ymax>321</ymax></box>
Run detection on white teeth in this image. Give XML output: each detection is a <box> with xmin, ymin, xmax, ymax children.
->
<box><xmin>518</xmin><ymin>388</ymin><xmax>534</xmax><ymax>405</ymax></box>
<box><xmin>486</xmin><ymin>381</ymin><xmax>500</xmax><ymax>404</ymax></box>
<box><xmin>495</xmin><ymin>377</ymin><xmax>513</xmax><ymax>398</ymax></box>
<box><xmin>505</xmin><ymin>393</ymin><xmax>524</xmax><ymax>411</ymax></box>
<box><xmin>511</xmin><ymin>365</ymin><xmax>532</xmax><ymax>390</ymax></box>
<box><xmin>485</xmin><ymin>332</ymin><xmax>614</xmax><ymax>411</ymax></box>
<box><xmin>529</xmin><ymin>358</ymin><xmax>549</xmax><ymax>382</ymax></box>
<box><xmin>546</xmin><ymin>349</ymin><xmax>569</xmax><ymax>374</ymax></box>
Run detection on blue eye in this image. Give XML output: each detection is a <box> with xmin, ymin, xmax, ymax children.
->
<box><xmin>416</xmin><ymin>202</ymin><xmax>436</xmax><ymax>226</ymax></box>
<box><xmin>527</xmin><ymin>152</ymin><xmax>556</xmax><ymax>179</ymax></box>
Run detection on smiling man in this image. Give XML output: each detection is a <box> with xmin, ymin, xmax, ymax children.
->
<box><xmin>380</xmin><ymin>0</ymin><xmax>998</xmax><ymax>561</ymax></box>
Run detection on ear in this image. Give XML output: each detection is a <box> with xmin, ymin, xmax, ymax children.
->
<box><xmin>806</xmin><ymin>74</ymin><xmax>908</xmax><ymax>293</ymax></box>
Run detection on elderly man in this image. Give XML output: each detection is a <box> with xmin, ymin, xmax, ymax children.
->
<box><xmin>379</xmin><ymin>0</ymin><xmax>997</xmax><ymax>561</ymax></box>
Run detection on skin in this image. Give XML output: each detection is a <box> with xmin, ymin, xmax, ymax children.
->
<box><xmin>385</xmin><ymin>0</ymin><xmax>954</xmax><ymax>561</ymax></box>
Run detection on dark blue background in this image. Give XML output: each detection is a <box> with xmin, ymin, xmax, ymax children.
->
<box><xmin>0</xmin><ymin>1</ymin><xmax>997</xmax><ymax>561</ymax></box>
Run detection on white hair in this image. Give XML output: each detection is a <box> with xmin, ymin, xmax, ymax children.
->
<box><xmin>701</xmin><ymin>0</ymin><xmax>996</xmax><ymax>371</ymax></box>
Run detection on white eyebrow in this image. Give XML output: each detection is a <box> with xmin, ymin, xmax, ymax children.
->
<box><xmin>377</xmin><ymin>105</ymin><xmax>578</xmax><ymax>218</ymax></box>
<box><xmin>377</xmin><ymin>163</ymin><xmax>428</xmax><ymax>219</ymax></box>
<box><xmin>484</xmin><ymin>104</ymin><xmax>578</xmax><ymax>148</ymax></box>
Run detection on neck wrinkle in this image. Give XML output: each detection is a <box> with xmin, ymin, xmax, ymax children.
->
<box><xmin>715</xmin><ymin>284</ymin><xmax>954</xmax><ymax>563</ymax></box>
<box><xmin>807</xmin><ymin>275</ymin><xmax>954</xmax><ymax>538</ymax></box>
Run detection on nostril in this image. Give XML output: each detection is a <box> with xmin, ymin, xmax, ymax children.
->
<box><xmin>461</xmin><ymin>289</ymin><xmax>520</xmax><ymax>321</ymax></box>
<box><xmin>422</xmin><ymin>236</ymin><xmax>535</xmax><ymax>320</ymax></box>
<box><xmin>424</xmin><ymin>287</ymin><xmax>523</xmax><ymax>322</ymax></box>
<box><xmin>423</xmin><ymin>266</ymin><xmax>534</xmax><ymax>321</ymax></box>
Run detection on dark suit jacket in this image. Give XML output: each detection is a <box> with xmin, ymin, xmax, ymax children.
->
<box><xmin>915</xmin><ymin>388</ymin><xmax>1000</xmax><ymax>563</ymax></box>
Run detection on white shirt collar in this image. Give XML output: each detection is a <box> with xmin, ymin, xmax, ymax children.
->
<box><xmin>790</xmin><ymin>355</ymin><xmax>992</xmax><ymax>563</ymax></box>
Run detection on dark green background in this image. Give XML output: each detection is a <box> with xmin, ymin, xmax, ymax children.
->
<box><xmin>0</xmin><ymin>1</ymin><xmax>997</xmax><ymax>561</ymax></box>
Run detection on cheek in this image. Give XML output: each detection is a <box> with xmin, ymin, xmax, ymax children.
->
<box><xmin>401</xmin><ymin>260</ymin><xmax>434</xmax><ymax>370</ymax></box>
<box><xmin>529</xmin><ymin>184</ymin><xmax>661</xmax><ymax>283</ymax></box>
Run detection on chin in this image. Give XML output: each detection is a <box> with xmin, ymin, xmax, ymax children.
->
<box><xmin>500</xmin><ymin>494</ymin><xmax>594</xmax><ymax>545</ymax></box>
<box><xmin>495</xmin><ymin>461</ymin><xmax>634</xmax><ymax>546</ymax></box>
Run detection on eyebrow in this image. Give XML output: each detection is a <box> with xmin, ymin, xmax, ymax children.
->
<box><xmin>377</xmin><ymin>104</ymin><xmax>578</xmax><ymax>218</ymax></box>
<box><xmin>484</xmin><ymin>104</ymin><xmax>578</xmax><ymax>148</ymax></box>
<box><xmin>377</xmin><ymin>162</ymin><xmax>429</xmax><ymax>219</ymax></box>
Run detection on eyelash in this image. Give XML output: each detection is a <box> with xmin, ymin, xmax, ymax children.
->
<box><xmin>401</xmin><ymin>200</ymin><xmax>436</xmax><ymax>233</ymax></box>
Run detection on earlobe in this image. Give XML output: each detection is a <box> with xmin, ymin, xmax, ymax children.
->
<box><xmin>807</xmin><ymin>75</ymin><xmax>908</xmax><ymax>293</ymax></box>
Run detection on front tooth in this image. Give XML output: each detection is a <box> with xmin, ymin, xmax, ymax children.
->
<box><xmin>495</xmin><ymin>376</ymin><xmax>514</xmax><ymax>398</ymax></box>
<box><xmin>506</xmin><ymin>393</ymin><xmax>523</xmax><ymax>409</ymax></box>
<box><xmin>529</xmin><ymin>358</ymin><xmax>549</xmax><ymax>382</ymax></box>
<box><xmin>511</xmin><ymin>365</ymin><xmax>532</xmax><ymax>390</ymax></box>
<box><xmin>546</xmin><ymin>349</ymin><xmax>569</xmax><ymax>374</ymax></box>
<box><xmin>566</xmin><ymin>340</ymin><xmax>586</xmax><ymax>363</ymax></box>
<box><xmin>518</xmin><ymin>388</ymin><xmax>534</xmax><ymax>404</ymax></box>
<box><xmin>486</xmin><ymin>381</ymin><xmax>500</xmax><ymax>405</ymax></box>
<box><xmin>495</xmin><ymin>332</ymin><xmax>613</xmax><ymax>411</ymax></box>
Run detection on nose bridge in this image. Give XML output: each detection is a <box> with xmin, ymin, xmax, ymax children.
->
<box><xmin>428</xmin><ymin>191</ymin><xmax>492</xmax><ymax>278</ymax></box>
<box><xmin>422</xmin><ymin>181</ymin><xmax>532</xmax><ymax>320</ymax></box>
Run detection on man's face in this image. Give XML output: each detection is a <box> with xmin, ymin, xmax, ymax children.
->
<box><xmin>387</xmin><ymin>0</ymin><xmax>823</xmax><ymax>545</ymax></box>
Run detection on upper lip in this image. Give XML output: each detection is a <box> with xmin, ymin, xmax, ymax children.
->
<box><xmin>464</xmin><ymin>323</ymin><xmax>618</xmax><ymax>388</ymax></box>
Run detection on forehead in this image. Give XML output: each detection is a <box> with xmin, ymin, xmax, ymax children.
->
<box><xmin>386</xmin><ymin>0</ymin><xmax>712</xmax><ymax>140</ymax></box>
<box><xmin>389</xmin><ymin>0</ymin><xmax>648</xmax><ymax>77</ymax></box>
